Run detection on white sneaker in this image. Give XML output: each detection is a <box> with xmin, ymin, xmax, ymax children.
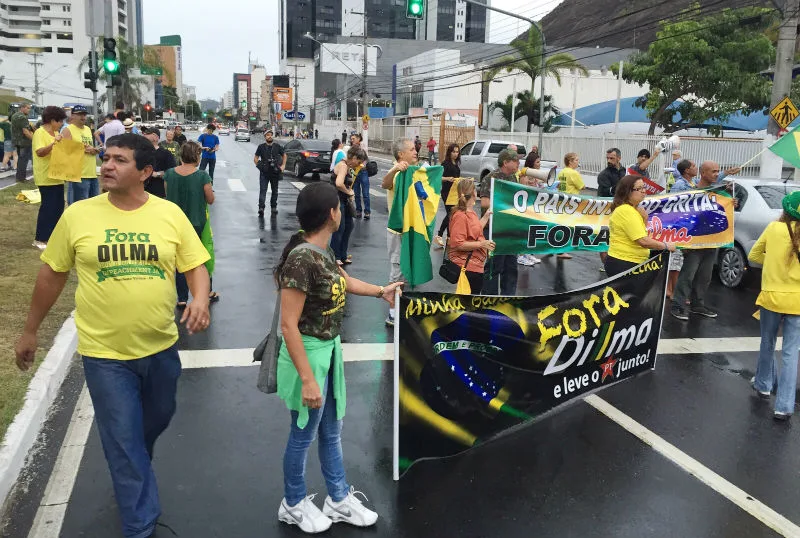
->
<box><xmin>323</xmin><ymin>486</ymin><xmax>378</xmax><ymax>527</ymax></box>
<box><xmin>526</xmin><ymin>254</ymin><xmax>542</xmax><ymax>265</ymax></box>
<box><xmin>31</xmin><ymin>240</ymin><xmax>47</xmax><ymax>250</ymax></box>
<box><xmin>517</xmin><ymin>255</ymin><xmax>533</xmax><ymax>266</ymax></box>
<box><xmin>278</xmin><ymin>495</ymin><xmax>332</xmax><ymax>534</ymax></box>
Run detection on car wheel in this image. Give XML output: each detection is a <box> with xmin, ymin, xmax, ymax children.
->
<box><xmin>294</xmin><ymin>161</ymin><xmax>304</xmax><ymax>178</ymax></box>
<box><xmin>718</xmin><ymin>245</ymin><xmax>748</xmax><ymax>288</ymax></box>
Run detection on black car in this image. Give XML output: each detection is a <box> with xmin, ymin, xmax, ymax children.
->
<box><xmin>284</xmin><ymin>139</ymin><xmax>331</xmax><ymax>179</ymax></box>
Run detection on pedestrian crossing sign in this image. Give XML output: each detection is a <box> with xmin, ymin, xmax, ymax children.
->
<box><xmin>770</xmin><ymin>97</ymin><xmax>799</xmax><ymax>130</ymax></box>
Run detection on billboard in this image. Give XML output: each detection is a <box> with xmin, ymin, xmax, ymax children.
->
<box><xmin>272</xmin><ymin>87</ymin><xmax>293</xmax><ymax>111</ymax></box>
<box><xmin>320</xmin><ymin>43</ymin><xmax>377</xmax><ymax>77</ymax></box>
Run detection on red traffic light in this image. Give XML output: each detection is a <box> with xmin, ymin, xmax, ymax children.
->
<box><xmin>144</xmin><ymin>104</ymin><xmax>151</xmax><ymax>111</ymax></box>
<box><xmin>168</xmin><ymin>109</ymin><xmax>173</xmax><ymax>114</ymax></box>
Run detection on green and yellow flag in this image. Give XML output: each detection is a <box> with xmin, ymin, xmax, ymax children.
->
<box><xmin>387</xmin><ymin>165</ymin><xmax>443</xmax><ymax>286</ymax></box>
<box><xmin>768</xmin><ymin>125</ymin><xmax>800</xmax><ymax>169</ymax></box>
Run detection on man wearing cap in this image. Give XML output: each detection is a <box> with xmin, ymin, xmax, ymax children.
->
<box><xmin>61</xmin><ymin>105</ymin><xmax>101</xmax><ymax>203</ymax></box>
<box><xmin>95</xmin><ymin>113</ymin><xmax>125</xmax><ymax>148</ymax></box>
<box><xmin>253</xmin><ymin>128</ymin><xmax>285</xmax><ymax>217</ymax></box>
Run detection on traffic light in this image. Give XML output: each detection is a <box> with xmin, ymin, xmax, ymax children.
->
<box><xmin>103</xmin><ymin>38</ymin><xmax>119</xmax><ymax>74</ymax></box>
<box><xmin>241</xmin><ymin>99</ymin><xmax>247</xmax><ymax>109</ymax></box>
<box><xmin>144</xmin><ymin>103</ymin><xmax>151</xmax><ymax>112</ymax></box>
<box><xmin>84</xmin><ymin>50</ymin><xmax>98</xmax><ymax>91</ymax></box>
<box><xmin>202</xmin><ymin>112</ymin><xmax>207</xmax><ymax>118</ymax></box>
<box><xmin>406</xmin><ymin>0</ymin><xmax>424</xmax><ymax>19</ymax></box>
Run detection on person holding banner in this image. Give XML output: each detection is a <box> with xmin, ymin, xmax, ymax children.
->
<box><xmin>31</xmin><ymin>106</ymin><xmax>68</xmax><ymax>249</ymax></box>
<box><xmin>606</xmin><ymin>175</ymin><xmax>676</xmax><ymax>276</ymax></box>
<box><xmin>274</xmin><ymin>182</ymin><xmax>401</xmax><ymax>532</ymax></box>
<box><xmin>748</xmin><ymin>191</ymin><xmax>800</xmax><ymax>420</ymax></box>
<box><xmin>434</xmin><ymin>143</ymin><xmax>461</xmax><ymax>248</ymax></box>
<box><xmin>447</xmin><ymin>179</ymin><xmax>495</xmax><ymax>293</ymax></box>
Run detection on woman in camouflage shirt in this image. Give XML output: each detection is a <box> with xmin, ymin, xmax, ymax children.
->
<box><xmin>273</xmin><ymin>181</ymin><xmax>402</xmax><ymax>534</ymax></box>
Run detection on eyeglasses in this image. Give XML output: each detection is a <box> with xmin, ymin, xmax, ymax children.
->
<box><xmin>632</xmin><ymin>187</ymin><xmax>647</xmax><ymax>192</ymax></box>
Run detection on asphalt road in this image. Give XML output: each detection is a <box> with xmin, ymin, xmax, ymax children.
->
<box><xmin>2</xmin><ymin>135</ymin><xmax>800</xmax><ymax>538</ymax></box>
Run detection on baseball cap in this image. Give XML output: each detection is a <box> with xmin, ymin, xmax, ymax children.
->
<box><xmin>72</xmin><ymin>104</ymin><xmax>88</xmax><ymax>114</ymax></box>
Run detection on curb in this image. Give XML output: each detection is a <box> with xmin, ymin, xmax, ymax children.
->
<box><xmin>0</xmin><ymin>313</ymin><xmax>78</xmax><ymax>509</ymax></box>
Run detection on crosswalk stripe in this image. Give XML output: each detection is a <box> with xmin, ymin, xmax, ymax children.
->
<box><xmin>227</xmin><ymin>178</ymin><xmax>246</xmax><ymax>192</ymax></box>
<box><xmin>290</xmin><ymin>181</ymin><xmax>306</xmax><ymax>191</ymax></box>
<box><xmin>370</xmin><ymin>188</ymin><xmax>387</xmax><ymax>198</ymax></box>
<box><xmin>216</xmin><ymin>161</ymin><xmax>228</xmax><ymax>168</ymax></box>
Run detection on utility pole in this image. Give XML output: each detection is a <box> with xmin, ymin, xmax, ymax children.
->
<box><xmin>286</xmin><ymin>63</ymin><xmax>306</xmax><ymax>134</ymax></box>
<box><xmin>350</xmin><ymin>10</ymin><xmax>369</xmax><ymax>150</ymax></box>
<box><xmin>768</xmin><ymin>0</ymin><xmax>800</xmax><ymax>137</ymax></box>
<box><xmin>28</xmin><ymin>53</ymin><xmax>42</xmax><ymax>106</ymax></box>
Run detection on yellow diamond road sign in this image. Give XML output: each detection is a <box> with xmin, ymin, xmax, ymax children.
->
<box><xmin>770</xmin><ymin>97</ymin><xmax>799</xmax><ymax>130</ymax></box>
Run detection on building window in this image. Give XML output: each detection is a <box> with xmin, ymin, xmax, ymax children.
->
<box><xmin>62</xmin><ymin>5</ymin><xmax>70</xmax><ymax>11</ymax></box>
<box><xmin>41</xmin><ymin>5</ymin><xmax>51</xmax><ymax>10</ymax></box>
<box><xmin>64</xmin><ymin>19</ymin><xmax>70</xmax><ymax>26</ymax></box>
<box><xmin>56</xmin><ymin>32</ymin><xmax>71</xmax><ymax>40</ymax></box>
<box><xmin>42</xmin><ymin>19</ymin><xmax>50</xmax><ymax>25</ymax></box>
<box><xmin>57</xmin><ymin>47</ymin><xmax>73</xmax><ymax>53</ymax></box>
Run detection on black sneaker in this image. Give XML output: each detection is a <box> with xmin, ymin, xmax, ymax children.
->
<box><xmin>356</xmin><ymin>212</ymin><xmax>363</xmax><ymax>219</ymax></box>
<box><xmin>364</xmin><ymin>213</ymin><xmax>370</xmax><ymax>220</ymax></box>
<box><xmin>670</xmin><ymin>305</ymin><xmax>689</xmax><ymax>321</ymax></box>
<box><xmin>258</xmin><ymin>209</ymin><xmax>264</xmax><ymax>217</ymax></box>
<box><xmin>690</xmin><ymin>305</ymin><xmax>718</xmax><ymax>318</ymax></box>
<box><xmin>774</xmin><ymin>411</ymin><xmax>791</xmax><ymax>421</ymax></box>
<box><xmin>271</xmin><ymin>208</ymin><xmax>278</xmax><ymax>215</ymax></box>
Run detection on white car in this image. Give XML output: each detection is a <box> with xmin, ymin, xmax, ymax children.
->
<box><xmin>218</xmin><ymin>127</ymin><xmax>230</xmax><ymax>136</ymax></box>
<box><xmin>235</xmin><ymin>128</ymin><xmax>250</xmax><ymax>142</ymax></box>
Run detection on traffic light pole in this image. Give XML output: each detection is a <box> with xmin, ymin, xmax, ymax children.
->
<box><xmin>104</xmin><ymin>0</ymin><xmax>114</xmax><ymax>111</ymax></box>
<box><xmin>90</xmin><ymin>36</ymin><xmax>98</xmax><ymax>117</ymax></box>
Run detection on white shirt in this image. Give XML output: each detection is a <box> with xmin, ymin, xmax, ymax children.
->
<box><xmin>97</xmin><ymin>119</ymin><xmax>125</xmax><ymax>142</ymax></box>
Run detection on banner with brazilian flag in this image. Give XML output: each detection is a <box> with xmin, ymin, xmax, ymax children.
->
<box><xmin>387</xmin><ymin>165</ymin><xmax>443</xmax><ymax>286</ymax></box>
<box><xmin>393</xmin><ymin>252</ymin><xmax>668</xmax><ymax>479</ymax></box>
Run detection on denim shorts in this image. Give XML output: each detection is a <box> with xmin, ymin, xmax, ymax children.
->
<box><xmin>3</xmin><ymin>140</ymin><xmax>13</xmax><ymax>153</ymax></box>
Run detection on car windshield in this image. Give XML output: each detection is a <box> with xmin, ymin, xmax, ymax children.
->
<box><xmin>755</xmin><ymin>184</ymin><xmax>800</xmax><ymax>209</ymax></box>
<box><xmin>238</xmin><ymin>129</ymin><xmax>247</xmax><ymax>133</ymax></box>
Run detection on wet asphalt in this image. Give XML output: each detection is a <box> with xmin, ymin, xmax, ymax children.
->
<box><xmin>3</xmin><ymin>135</ymin><xmax>800</xmax><ymax>538</ymax></box>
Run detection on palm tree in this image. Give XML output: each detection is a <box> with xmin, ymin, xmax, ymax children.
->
<box><xmin>78</xmin><ymin>37</ymin><xmax>159</xmax><ymax>112</ymax></box>
<box><xmin>487</xmin><ymin>28</ymin><xmax>588</xmax><ymax>132</ymax></box>
<box><xmin>490</xmin><ymin>90</ymin><xmax>560</xmax><ymax>132</ymax></box>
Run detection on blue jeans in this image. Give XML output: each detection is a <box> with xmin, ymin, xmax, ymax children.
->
<box><xmin>283</xmin><ymin>372</ymin><xmax>349</xmax><ymax>506</ymax></box>
<box><xmin>754</xmin><ymin>308</ymin><xmax>800</xmax><ymax>415</ymax></box>
<box><xmin>352</xmin><ymin>169</ymin><xmax>370</xmax><ymax>214</ymax></box>
<box><xmin>35</xmin><ymin>184</ymin><xmax>65</xmax><ymax>242</ymax></box>
<box><xmin>330</xmin><ymin>200</ymin><xmax>354</xmax><ymax>262</ymax></box>
<box><xmin>67</xmin><ymin>178</ymin><xmax>99</xmax><ymax>204</ymax></box>
<box><xmin>82</xmin><ymin>345</ymin><xmax>182</xmax><ymax>538</ymax></box>
<box><xmin>199</xmin><ymin>157</ymin><xmax>216</xmax><ymax>180</ymax></box>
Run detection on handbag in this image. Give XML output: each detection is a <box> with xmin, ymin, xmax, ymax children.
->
<box><xmin>255</xmin><ymin>242</ymin><xmax>335</xmax><ymax>394</ymax></box>
<box><xmin>439</xmin><ymin>250</ymin><xmax>473</xmax><ymax>284</ymax></box>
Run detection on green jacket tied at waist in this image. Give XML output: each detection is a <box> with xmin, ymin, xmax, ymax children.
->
<box><xmin>277</xmin><ymin>334</ymin><xmax>346</xmax><ymax>429</ymax></box>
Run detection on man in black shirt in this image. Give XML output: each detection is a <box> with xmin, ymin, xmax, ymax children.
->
<box><xmin>597</xmin><ymin>147</ymin><xmax>625</xmax><ymax>198</ymax></box>
<box><xmin>253</xmin><ymin>129</ymin><xmax>286</xmax><ymax>217</ymax></box>
<box><xmin>143</xmin><ymin>128</ymin><xmax>176</xmax><ymax>198</ymax></box>
<box><xmin>173</xmin><ymin>125</ymin><xmax>188</xmax><ymax>146</ymax></box>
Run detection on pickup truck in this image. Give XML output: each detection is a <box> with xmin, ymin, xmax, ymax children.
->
<box><xmin>458</xmin><ymin>139</ymin><xmax>557</xmax><ymax>180</ymax></box>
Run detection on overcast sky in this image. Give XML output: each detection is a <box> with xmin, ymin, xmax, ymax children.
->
<box><xmin>142</xmin><ymin>0</ymin><xmax>557</xmax><ymax>101</ymax></box>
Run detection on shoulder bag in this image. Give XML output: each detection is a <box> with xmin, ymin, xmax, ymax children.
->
<box><xmin>255</xmin><ymin>242</ymin><xmax>335</xmax><ymax>394</ymax></box>
<box><xmin>439</xmin><ymin>249</ymin><xmax>473</xmax><ymax>284</ymax></box>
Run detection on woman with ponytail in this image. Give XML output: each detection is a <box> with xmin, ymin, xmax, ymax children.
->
<box><xmin>749</xmin><ymin>191</ymin><xmax>800</xmax><ymax>421</ymax></box>
<box><xmin>273</xmin><ymin>181</ymin><xmax>402</xmax><ymax>533</ymax></box>
<box><xmin>446</xmin><ymin>179</ymin><xmax>495</xmax><ymax>293</ymax></box>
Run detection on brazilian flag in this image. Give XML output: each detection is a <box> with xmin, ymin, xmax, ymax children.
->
<box><xmin>200</xmin><ymin>207</ymin><xmax>215</xmax><ymax>275</ymax></box>
<box><xmin>768</xmin><ymin>124</ymin><xmax>800</xmax><ymax>169</ymax></box>
<box><xmin>388</xmin><ymin>165</ymin><xmax>443</xmax><ymax>286</ymax></box>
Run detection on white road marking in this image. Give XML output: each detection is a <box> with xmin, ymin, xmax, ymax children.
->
<box><xmin>658</xmin><ymin>336</ymin><xmax>782</xmax><ymax>355</ymax></box>
<box><xmin>370</xmin><ymin>188</ymin><xmax>386</xmax><ymax>198</ymax></box>
<box><xmin>585</xmin><ymin>394</ymin><xmax>800</xmax><ymax>537</ymax></box>
<box><xmin>178</xmin><ymin>343</ymin><xmax>392</xmax><ymax>369</ymax></box>
<box><xmin>227</xmin><ymin>178</ymin><xmax>246</xmax><ymax>192</ymax></box>
<box><xmin>216</xmin><ymin>161</ymin><xmax>228</xmax><ymax>168</ymax></box>
<box><xmin>290</xmin><ymin>181</ymin><xmax>307</xmax><ymax>191</ymax></box>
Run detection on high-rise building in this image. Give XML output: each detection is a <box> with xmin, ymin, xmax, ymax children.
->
<box><xmin>426</xmin><ymin>0</ymin><xmax>488</xmax><ymax>43</ymax></box>
<box><xmin>222</xmin><ymin>91</ymin><xmax>233</xmax><ymax>111</ymax></box>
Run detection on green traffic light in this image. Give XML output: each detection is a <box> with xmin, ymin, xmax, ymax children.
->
<box><xmin>411</xmin><ymin>3</ymin><xmax>421</xmax><ymax>13</ymax></box>
<box><xmin>104</xmin><ymin>59</ymin><xmax>119</xmax><ymax>73</ymax></box>
<box><xmin>406</xmin><ymin>0</ymin><xmax>424</xmax><ymax>18</ymax></box>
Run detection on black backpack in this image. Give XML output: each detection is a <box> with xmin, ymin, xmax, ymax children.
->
<box><xmin>366</xmin><ymin>160</ymin><xmax>378</xmax><ymax>177</ymax></box>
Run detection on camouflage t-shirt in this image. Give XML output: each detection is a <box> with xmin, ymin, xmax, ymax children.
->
<box><xmin>279</xmin><ymin>244</ymin><xmax>347</xmax><ymax>340</ymax></box>
<box><xmin>477</xmin><ymin>169</ymin><xmax>519</xmax><ymax>199</ymax></box>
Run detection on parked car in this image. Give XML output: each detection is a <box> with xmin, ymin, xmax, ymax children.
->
<box><xmin>235</xmin><ymin>128</ymin><xmax>251</xmax><ymax>142</ymax></box>
<box><xmin>716</xmin><ymin>179</ymin><xmax>800</xmax><ymax>288</ymax></box>
<box><xmin>284</xmin><ymin>139</ymin><xmax>332</xmax><ymax>178</ymax></box>
<box><xmin>218</xmin><ymin>127</ymin><xmax>230</xmax><ymax>136</ymax></box>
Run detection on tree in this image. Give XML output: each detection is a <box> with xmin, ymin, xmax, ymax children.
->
<box><xmin>79</xmin><ymin>37</ymin><xmax>157</xmax><ymax>111</ymax></box>
<box><xmin>490</xmin><ymin>91</ymin><xmax>560</xmax><ymax>132</ymax></box>
<box><xmin>163</xmin><ymin>86</ymin><xmax>180</xmax><ymax>112</ymax></box>
<box><xmin>185</xmin><ymin>100</ymin><xmax>201</xmax><ymax>121</ymax></box>
<box><xmin>489</xmin><ymin>28</ymin><xmax>587</xmax><ymax>132</ymax></box>
<box><xmin>620</xmin><ymin>6</ymin><xmax>775</xmax><ymax>135</ymax></box>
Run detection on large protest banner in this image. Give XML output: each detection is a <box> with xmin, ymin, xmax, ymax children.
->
<box><xmin>393</xmin><ymin>253</ymin><xmax>668</xmax><ymax>479</ymax></box>
<box><xmin>490</xmin><ymin>179</ymin><xmax>734</xmax><ymax>256</ymax></box>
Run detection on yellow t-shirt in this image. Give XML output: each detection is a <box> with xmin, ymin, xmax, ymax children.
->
<box><xmin>607</xmin><ymin>204</ymin><xmax>650</xmax><ymax>264</ymax></box>
<box><xmin>749</xmin><ymin>221</ymin><xmax>800</xmax><ymax>315</ymax></box>
<box><xmin>41</xmin><ymin>194</ymin><xmax>211</xmax><ymax>360</ymax></box>
<box><xmin>32</xmin><ymin>127</ymin><xmax>64</xmax><ymax>187</ymax></box>
<box><xmin>557</xmin><ymin>167</ymin><xmax>585</xmax><ymax>194</ymax></box>
<box><xmin>67</xmin><ymin>124</ymin><xmax>97</xmax><ymax>179</ymax></box>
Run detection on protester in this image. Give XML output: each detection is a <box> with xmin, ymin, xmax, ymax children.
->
<box><xmin>434</xmin><ymin>143</ymin><xmax>461</xmax><ymax>249</ymax></box>
<box><xmin>414</xmin><ymin>135</ymin><xmax>422</xmax><ymax>155</ymax></box>
<box><xmin>122</xmin><ymin>116</ymin><xmax>140</xmax><ymax>135</ymax></box>
<box><xmin>605</xmin><ymin>175</ymin><xmax>676</xmax><ymax>276</ymax></box>
<box><xmin>427</xmin><ymin>136</ymin><xmax>437</xmax><ymax>165</ymax></box>
<box><xmin>15</xmin><ymin>133</ymin><xmax>211</xmax><ymax>538</ymax></box>
<box><xmin>94</xmin><ymin>113</ymin><xmax>124</xmax><ymax>148</ymax></box>
<box><xmin>557</xmin><ymin>152</ymin><xmax>585</xmax><ymax>195</ymax></box>
<box><xmin>597</xmin><ymin>148</ymin><xmax>624</xmax><ymax>198</ymax></box>
<box><xmin>314</xmin><ymin>129</ymin><xmax>319</xmax><ymax>140</ymax></box>
<box><xmin>670</xmin><ymin>160</ymin><xmax>732</xmax><ymax>321</ymax></box>
<box><xmin>748</xmin><ymin>191</ymin><xmax>800</xmax><ymax>420</ymax></box>
<box><xmin>113</xmin><ymin>101</ymin><xmax>125</xmax><ymax>120</ymax></box>
<box><xmin>254</xmin><ymin>129</ymin><xmax>286</xmax><ymax>217</ymax></box>
<box><xmin>198</xmin><ymin>124</ymin><xmax>220</xmax><ymax>180</ymax></box>
<box><xmin>143</xmin><ymin>127</ymin><xmax>176</xmax><ymax>198</ymax></box>
<box><xmin>329</xmin><ymin>139</ymin><xmax>345</xmax><ymax>171</ymax></box>
<box><xmin>331</xmin><ymin>146</ymin><xmax>366</xmax><ymax>266</ymax></box>
<box><xmin>11</xmin><ymin>102</ymin><xmax>33</xmax><ymax>182</ymax></box>
<box><xmin>31</xmin><ymin>106</ymin><xmax>67</xmax><ymax>249</ymax></box>
<box><xmin>447</xmin><ymin>179</ymin><xmax>495</xmax><ymax>293</ymax></box>
<box><xmin>382</xmin><ymin>138</ymin><xmax>417</xmax><ymax>326</ymax></box>
<box><xmin>524</xmin><ymin>149</ymin><xmax>540</xmax><ymax>169</ymax></box>
<box><xmin>161</xmin><ymin>128</ymin><xmax>182</xmax><ymax>164</ymax></box>
<box><xmin>628</xmin><ymin>147</ymin><xmax>661</xmax><ymax>178</ymax></box>
<box><xmin>173</xmin><ymin>125</ymin><xmax>188</xmax><ymax>146</ymax></box>
<box><xmin>1</xmin><ymin>115</ymin><xmax>16</xmax><ymax>171</ymax></box>
<box><xmin>60</xmin><ymin>105</ymin><xmax>100</xmax><ymax>203</ymax></box>
<box><xmin>165</xmin><ymin>140</ymin><xmax>218</xmax><ymax>306</ymax></box>
<box><xmin>350</xmin><ymin>136</ymin><xmax>370</xmax><ymax>220</ymax></box>
<box><xmin>274</xmin><ymin>181</ymin><xmax>401</xmax><ymax>533</ymax></box>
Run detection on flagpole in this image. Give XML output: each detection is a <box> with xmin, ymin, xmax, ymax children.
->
<box><xmin>737</xmin><ymin>147</ymin><xmax>768</xmax><ymax>170</ymax></box>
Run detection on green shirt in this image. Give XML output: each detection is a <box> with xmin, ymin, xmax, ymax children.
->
<box><xmin>164</xmin><ymin>168</ymin><xmax>212</xmax><ymax>228</ymax></box>
<box><xmin>160</xmin><ymin>141</ymin><xmax>182</xmax><ymax>164</ymax></box>
<box><xmin>11</xmin><ymin>112</ymin><xmax>32</xmax><ymax>147</ymax></box>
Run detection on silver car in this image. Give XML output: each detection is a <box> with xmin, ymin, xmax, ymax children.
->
<box><xmin>717</xmin><ymin>179</ymin><xmax>800</xmax><ymax>288</ymax></box>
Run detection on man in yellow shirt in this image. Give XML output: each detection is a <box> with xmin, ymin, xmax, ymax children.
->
<box><xmin>61</xmin><ymin>105</ymin><xmax>101</xmax><ymax>203</ymax></box>
<box><xmin>15</xmin><ymin>134</ymin><xmax>211</xmax><ymax>538</ymax></box>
